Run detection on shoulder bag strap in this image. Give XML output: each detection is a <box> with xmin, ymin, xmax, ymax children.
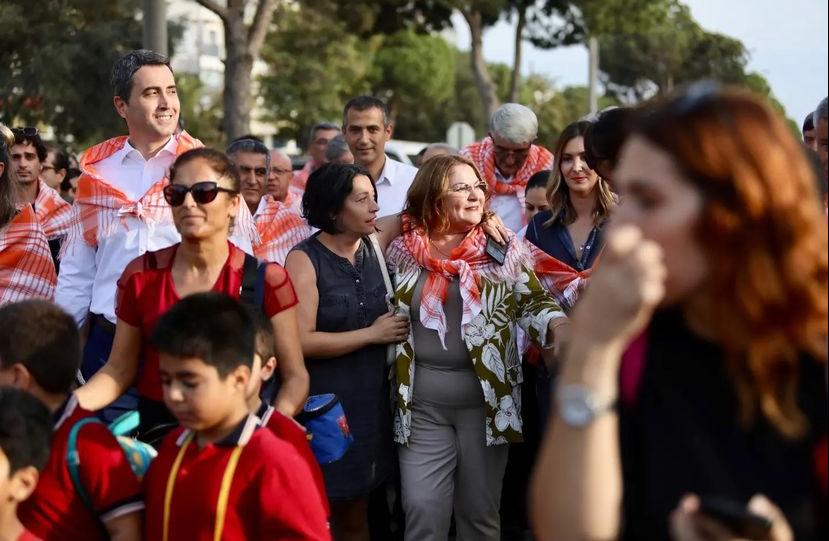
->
<box><xmin>66</xmin><ymin>417</ymin><xmax>104</xmax><ymax>511</ymax></box>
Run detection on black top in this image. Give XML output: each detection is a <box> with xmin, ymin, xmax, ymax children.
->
<box><xmin>292</xmin><ymin>233</ymin><xmax>394</xmax><ymax>500</ymax></box>
<box><xmin>619</xmin><ymin>308</ymin><xmax>827</xmax><ymax>540</ymax></box>
<box><xmin>525</xmin><ymin>209</ymin><xmax>604</xmax><ymax>271</ymax></box>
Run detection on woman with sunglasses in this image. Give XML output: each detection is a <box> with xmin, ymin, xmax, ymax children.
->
<box><xmin>532</xmin><ymin>86</ymin><xmax>827</xmax><ymax>541</ymax></box>
<box><xmin>76</xmin><ymin>148</ymin><xmax>305</xmax><ymax>438</ymax></box>
<box><xmin>384</xmin><ymin>154</ymin><xmax>567</xmax><ymax>541</ymax></box>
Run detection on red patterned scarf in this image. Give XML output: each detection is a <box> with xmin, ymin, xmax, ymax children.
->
<box><xmin>34</xmin><ymin>180</ymin><xmax>73</xmax><ymax>240</ymax></box>
<box><xmin>68</xmin><ymin>132</ymin><xmax>202</xmax><ymax>248</ymax></box>
<box><xmin>0</xmin><ymin>205</ymin><xmax>57</xmax><ymax>304</ymax></box>
<box><xmin>290</xmin><ymin>159</ymin><xmax>318</xmax><ymax>198</ymax></box>
<box><xmin>462</xmin><ymin>137</ymin><xmax>553</xmax><ymax>212</ymax></box>
<box><xmin>253</xmin><ymin>195</ymin><xmax>311</xmax><ymax>265</ymax></box>
<box><xmin>526</xmin><ymin>241</ymin><xmax>594</xmax><ymax>312</ymax></box>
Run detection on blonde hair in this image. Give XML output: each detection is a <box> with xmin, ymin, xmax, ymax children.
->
<box><xmin>545</xmin><ymin>121</ymin><xmax>615</xmax><ymax>227</ymax></box>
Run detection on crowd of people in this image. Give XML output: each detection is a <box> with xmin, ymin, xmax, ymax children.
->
<box><xmin>0</xmin><ymin>47</ymin><xmax>826</xmax><ymax>541</ymax></box>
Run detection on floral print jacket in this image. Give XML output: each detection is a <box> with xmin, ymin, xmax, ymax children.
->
<box><xmin>386</xmin><ymin>237</ymin><xmax>566</xmax><ymax>446</ymax></box>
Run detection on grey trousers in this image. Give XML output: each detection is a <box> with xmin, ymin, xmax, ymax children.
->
<box><xmin>399</xmin><ymin>402</ymin><xmax>510</xmax><ymax>541</ymax></box>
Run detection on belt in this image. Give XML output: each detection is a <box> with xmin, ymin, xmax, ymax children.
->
<box><xmin>90</xmin><ymin>313</ymin><xmax>116</xmax><ymax>336</ymax></box>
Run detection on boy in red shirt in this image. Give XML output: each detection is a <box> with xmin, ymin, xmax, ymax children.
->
<box><xmin>143</xmin><ymin>293</ymin><xmax>329</xmax><ymax>541</ymax></box>
<box><xmin>247</xmin><ymin>316</ymin><xmax>329</xmax><ymax>513</ymax></box>
<box><xmin>0</xmin><ymin>388</ymin><xmax>52</xmax><ymax>541</ymax></box>
<box><xmin>0</xmin><ymin>300</ymin><xmax>143</xmax><ymax>541</ymax></box>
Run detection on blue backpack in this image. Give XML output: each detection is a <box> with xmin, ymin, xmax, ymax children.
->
<box><xmin>66</xmin><ymin>411</ymin><xmax>157</xmax><ymax>510</ymax></box>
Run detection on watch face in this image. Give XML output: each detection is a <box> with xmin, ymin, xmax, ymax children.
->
<box><xmin>562</xmin><ymin>398</ymin><xmax>593</xmax><ymax>427</ymax></box>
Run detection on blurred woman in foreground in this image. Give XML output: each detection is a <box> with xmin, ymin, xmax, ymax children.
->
<box><xmin>532</xmin><ymin>85</ymin><xmax>827</xmax><ymax>541</ymax></box>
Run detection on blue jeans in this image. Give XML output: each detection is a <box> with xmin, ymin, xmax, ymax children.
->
<box><xmin>81</xmin><ymin>319</ymin><xmax>139</xmax><ymax>424</ymax></box>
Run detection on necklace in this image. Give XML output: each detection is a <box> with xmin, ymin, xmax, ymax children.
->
<box><xmin>429</xmin><ymin>238</ymin><xmax>455</xmax><ymax>259</ymax></box>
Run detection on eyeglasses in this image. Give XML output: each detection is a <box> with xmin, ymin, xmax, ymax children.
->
<box><xmin>493</xmin><ymin>143</ymin><xmax>531</xmax><ymax>162</ymax></box>
<box><xmin>163</xmin><ymin>181</ymin><xmax>237</xmax><ymax>206</ymax></box>
<box><xmin>447</xmin><ymin>182</ymin><xmax>488</xmax><ymax>196</ymax></box>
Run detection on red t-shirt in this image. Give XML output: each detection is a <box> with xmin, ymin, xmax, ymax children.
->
<box><xmin>17</xmin><ymin>395</ymin><xmax>143</xmax><ymax>541</ymax></box>
<box><xmin>143</xmin><ymin>415</ymin><xmax>330</xmax><ymax>541</ymax></box>
<box><xmin>258</xmin><ymin>403</ymin><xmax>330</xmax><ymax>515</ymax></box>
<box><xmin>116</xmin><ymin>241</ymin><xmax>298</xmax><ymax>400</ymax></box>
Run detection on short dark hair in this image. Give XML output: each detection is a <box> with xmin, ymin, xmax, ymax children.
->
<box><xmin>342</xmin><ymin>96</ymin><xmax>390</xmax><ymax>127</ymax></box>
<box><xmin>310</xmin><ymin>123</ymin><xmax>340</xmax><ymax>140</ymax></box>
<box><xmin>527</xmin><ymin>169</ymin><xmax>551</xmax><ymax>191</ymax></box>
<box><xmin>803</xmin><ymin>113</ymin><xmax>815</xmax><ymax>133</ymax></box>
<box><xmin>226</xmin><ymin>138</ymin><xmax>271</xmax><ymax>169</ymax></box>
<box><xmin>253</xmin><ymin>313</ymin><xmax>275</xmax><ymax>361</ymax></box>
<box><xmin>0</xmin><ymin>300</ymin><xmax>80</xmax><ymax>395</ymax></box>
<box><xmin>60</xmin><ymin>167</ymin><xmax>81</xmax><ymax>192</ymax></box>
<box><xmin>302</xmin><ymin>162</ymin><xmax>374</xmax><ymax>234</ymax></box>
<box><xmin>111</xmin><ymin>49</ymin><xmax>173</xmax><ymax>103</ymax></box>
<box><xmin>231</xmin><ymin>134</ymin><xmax>264</xmax><ymax>144</ymax></box>
<box><xmin>584</xmin><ymin>107</ymin><xmax>634</xmax><ymax>172</ymax></box>
<box><xmin>46</xmin><ymin>144</ymin><xmax>71</xmax><ymax>172</ymax></box>
<box><xmin>151</xmin><ymin>292</ymin><xmax>255</xmax><ymax>377</ymax></box>
<box><xmin>12</xmin><ymin>129</ymin><xmax>47</xmax><ymax>162</ymax></box>
<box><xmin>170</xmin><ymin>148</ymin><xmax>241</xmax><ymax>193</ymax></box>
<box><xmin>0</xmin><ymin>388</ymin><xmax>52</xmax><ymax>474</ymax></box>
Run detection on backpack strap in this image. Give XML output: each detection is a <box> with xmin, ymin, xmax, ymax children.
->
<box><xmin>66</xmin><ymin>417</ymin><xmax>103</xmax><ymax>511</ymax></box>
<box><xmin>239</xmin><ymin>253</ymin><xmax>259</xmax><ymax>311</ymax></box>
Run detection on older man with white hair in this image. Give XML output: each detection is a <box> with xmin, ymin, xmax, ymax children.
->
<box><xmin>461</xmin><ymin>103</ymin><xmax>554</xmax><ymax>232</ymax></box>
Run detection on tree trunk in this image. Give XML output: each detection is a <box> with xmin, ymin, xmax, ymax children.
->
<box><xmin>223</xmin><ymin>13</ymin><xmax>253</xmax><ymax>142</ymax></box>
<box><xmin>508</xmin><ymin>6</ymin><xmax>526</xmax><ymax>103</ymax></box>
<box><xmin>463</xmin><ymin>9</ymin><xmax>500</xmax><ymax>125</ymax></box>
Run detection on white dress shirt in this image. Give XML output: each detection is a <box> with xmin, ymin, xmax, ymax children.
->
<box><xmin>375</xmin><ymin>155</ymin><xmax>418</xmax><ymax>218</ymax></box>
<box><xmin>56</xmin><ymin>137</ymin><xmax>253</xmax><ymax>326</ymax></box>
<box><xmin>488</xmin><ymin>168</ymin><xmax>524</xmax><ymax>233</ymax></box>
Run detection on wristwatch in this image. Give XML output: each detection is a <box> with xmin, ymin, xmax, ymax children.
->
<box><xmin>556</xmin><ymin>384</ymin><xmax>617</xmax><ymax>428</ymax></box>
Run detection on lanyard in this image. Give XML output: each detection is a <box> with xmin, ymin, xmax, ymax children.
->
<box><xmin>162</xmin><ymin>432</ymin><xmax>245</xmax><ymax>541</ymax></box>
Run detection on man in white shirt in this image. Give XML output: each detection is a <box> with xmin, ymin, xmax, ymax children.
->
<box><xmin>55</xmin><ymin>50</ymin><xmax>257</xmax><ymax>421</ymax></box>
<box><xmin>461</xmin><ymin>103</ymin><xmax>554</xmax><ymax>232</ymax></box>
<box><xmin>342</xmin><ymin>96</ymin><xmax>417</xmax><ymax>217</ymax></box>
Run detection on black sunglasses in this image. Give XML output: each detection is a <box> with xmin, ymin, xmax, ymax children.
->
<box><xmin>163</xmin><ymin>181</ymin><xmax>237</xmax><ymax>206</ymax></box>
<box><xmin>12</xmin><ymin>127</ymin><xmax>38</xmax><ymax>137</ymax></box>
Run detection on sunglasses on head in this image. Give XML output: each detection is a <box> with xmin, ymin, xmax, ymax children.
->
<box><xmin>163</xmin><ymin>181</ymin><xmax>237</xmax><ymax>206</ymax></box>
<box><xmin>12</xmin><ymin>127</ymin><xmax>38</xmax><ymax>137</ymax></box>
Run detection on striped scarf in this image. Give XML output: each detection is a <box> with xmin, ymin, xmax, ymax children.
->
<box><xmin>253</xmin><ymin>195</ymin><xmax>311</xmax><ymax>265</ymax></box>
<box><xmin>462</xmin><ymin>137</ymin><xmax>553</xmax><ymax>223</ymax></box>
<box><xmin>68</xmin><ymin>132</ymin><xmax>202</xmax><ymax>249</ymax></box>
<box><xmin>526</xmin><ymin>241</ymin><xmax>593</xmax><ymax>312</ymax></box>
<box><xmin>289</xmin><ymin>159</ymin><xmax>317</xmax><ymax>199</ymax></box>
<box><xmin>0</xmin><ymin>205</ymin><xmax>57</xmax><ymax>304</ymax></box>
<box><xmin>391</xmin><ymin>214</ymin><xmax>529</xmax><ymax>348</ymax></box>
<box><xmin>34</xmin><ymin>180</ymin><xmax>73</xmax><ymax>240</ymax></box>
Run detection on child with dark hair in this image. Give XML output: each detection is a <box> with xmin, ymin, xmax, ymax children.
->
<box><xmin>0</xmin><ymin>300</ymin><xmax>143</xmax><ymax>541</ymax></box>
<box><xmin>144</xmin><ymin>292</ymin><xmax>329</xmax><ymax>540</ymax></box>
<box><xmin>0</xmin><ymin>388</ymin><xmax>52</xmax><ymax>541</ymax></box>
<box><xmin>245</xmin><ymin>313</ymin><xmax>330</xmax><ymax>516</ymax></box>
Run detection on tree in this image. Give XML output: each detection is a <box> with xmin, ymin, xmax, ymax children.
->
<box><xmin>258</xmin><ymin>1</ymin><xmax>375</xmax><ymax>143</ymax></box>
<box><xmin>176</xmin><ymin>74</ymin><xmax>223</xmax><ymax>147</ymax></box>
<box><xmin>193</xmin><ymin>0</ymin><xmax>279</xmax><ymax>143</ymax></box>
<box><xmin>0</xmin><ymin>0</ymin><xmax>144</xmax><ymax>149</ymax></box>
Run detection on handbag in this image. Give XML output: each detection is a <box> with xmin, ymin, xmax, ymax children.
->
<box><xmin>296</xmin><ymin>393</ymin><xmax>354</xmax><ymax>464</ymax></box>
<box><xmin>368</xmin><ymin>233</ymin><xmax>398</xmax><ymax>367</ymax></box>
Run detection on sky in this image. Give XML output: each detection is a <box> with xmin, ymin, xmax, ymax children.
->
<box><xmin>450</xmin><ymin>0</ymin><xmax>828</xmax><ymax>121</ymax></box>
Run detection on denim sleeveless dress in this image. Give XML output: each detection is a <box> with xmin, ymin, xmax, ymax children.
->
<box><xmin>292</xmin><ymin>233</ymin><xmax>395</xmax><ymax>500</ymax></box>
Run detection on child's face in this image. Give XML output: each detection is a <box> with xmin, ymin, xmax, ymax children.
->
<box><xmin>159</xmin><ymin>354</ymin><xmax>251</xmax><ymax>432</ymax></box>
<box><xmin>524</xmin><ymin>187</ymin><xmax>549</xmax><ymax>222</ymax></box>
<box><xmin>0</xmin><ymin>448</ymin><xmax>38</xmax><ymax>509</ymax></box>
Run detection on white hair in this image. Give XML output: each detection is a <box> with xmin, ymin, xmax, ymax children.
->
<box><xmin>489</xmin><ymin>103</ymin><xmax>538</xmax><ymax>144</ymax></box>
<box><xmin>813</xmin><ymin>97</ymin><xmax>828</xmax><ymax>126</ymax></box>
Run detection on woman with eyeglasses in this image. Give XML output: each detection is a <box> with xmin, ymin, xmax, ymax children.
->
<box><xmin>76</xmin><ymin>148</ymin><xmax>304</xmax><ymax>439</ymax></box>
<box><xmin>382</xmin><ymin>154</ymin><xmax>567</xmax><ymax>540</ymax></box>
<box><xmin>0</xmin><ymin>124</ymin><xmax>57</xmax><ymax>304</ymax></box>
<box><xmin>532</xmin><ymin>86</ymin><xmax>828</xmax><ymax>541</ymax></box>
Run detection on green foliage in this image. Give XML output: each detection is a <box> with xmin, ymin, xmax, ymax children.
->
<box><xmin>0</xmin><ymin>0</ymin><xmax>143</xmax><ymax>149</ymax></box>
<box><xmin>371</xmin><ymin>30</ymin><xmax>456</xmax><ymax>141</ymax></box>
<box><xmin>176</xmin><ymin>74</ymin><xmax>223</xmax><ymax>147</ymax></box>
<box><xmin>258</xmin><ymin>1</ymin><xmax>377</xmax><ymax>144</ymax></box>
